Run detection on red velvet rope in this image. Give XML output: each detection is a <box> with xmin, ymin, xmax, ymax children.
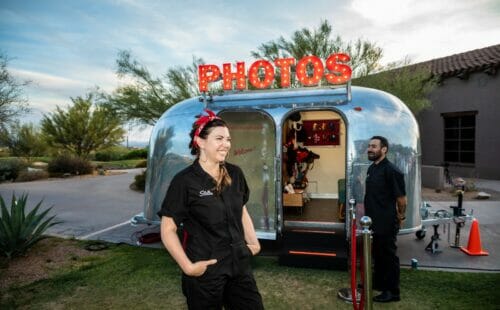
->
<box><xmin>350</xmin><ymin>216</ymin><xmax>366</xmax><ymax>310</ymax></box>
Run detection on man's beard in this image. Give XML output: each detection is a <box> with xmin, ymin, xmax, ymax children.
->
<box><xmin>367</xmin><ymin>151</ymin><xmax>381</xmax><ymax>162</ymax></box>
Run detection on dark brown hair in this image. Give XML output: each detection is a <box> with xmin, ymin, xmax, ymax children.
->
<box><xmin>370</xmin><ymin>135</ymin><xmax>389</xmax><ymax>152</ymax></box>
<box><xmin>189</xmin><ymin>118</ymin><xmax>232</xmax><ymax>193</ymax></box>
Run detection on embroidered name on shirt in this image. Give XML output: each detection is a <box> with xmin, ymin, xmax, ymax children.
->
<box><xmin>199</xmin><ymin>190</ymin><xmax>214</xmax><ymax>197</ymax></box>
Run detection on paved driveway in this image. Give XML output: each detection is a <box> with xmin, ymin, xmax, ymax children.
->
<box><xmin>0</xmin><ymin>169</ymin><xmax>145</xmax><ymax>239</ymax></box>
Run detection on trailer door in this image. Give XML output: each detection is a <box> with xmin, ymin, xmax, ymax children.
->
<box><xmin>219</xmin><ymin>110</ymin><xmax>277</xmax><ymax>240</ymax></box>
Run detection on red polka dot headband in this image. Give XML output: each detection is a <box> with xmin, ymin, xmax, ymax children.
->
<box><xmin>193</xmin><ymin>109</ymin><xmax>221</xmax><ymax>147</ymax></box>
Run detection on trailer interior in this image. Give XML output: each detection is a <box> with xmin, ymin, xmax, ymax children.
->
<box><xmin>281</xmin><ymin>110</ymin><xmax>346</xmax><ymax>228</ymax></box>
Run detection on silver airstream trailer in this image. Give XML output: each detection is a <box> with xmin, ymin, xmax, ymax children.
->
<box><xmin>134</xmin><ymin>85</ymin><xmax>422</xmax><ymax>267</ymax></box>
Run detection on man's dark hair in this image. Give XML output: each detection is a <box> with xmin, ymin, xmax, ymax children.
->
<box><xmin>370</xmin><ymin>135</ymin><xmax>389</xmax><ymax>152</ymax></box>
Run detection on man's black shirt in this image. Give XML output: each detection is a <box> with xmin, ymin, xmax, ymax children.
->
<box><xmin>364</xmin><ymin>157</ymin><xmax>406</xmax><ymax>235</ymax></box>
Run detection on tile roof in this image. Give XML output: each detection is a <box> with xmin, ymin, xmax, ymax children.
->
<box><xmin>416</xmin><ymin>44</ymin><xmax>500</xmax><ymax>78</ymax></box>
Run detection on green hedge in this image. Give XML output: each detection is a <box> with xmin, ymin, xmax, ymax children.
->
<box><xmin>94</xmin><ymin>147</ymin><xmax>148</xmax><ymax>162</ymax></box>
<box><xmin>121</xmin><ymin>148</ymin><xmax>148</xmax><ymax>160</ymax></box>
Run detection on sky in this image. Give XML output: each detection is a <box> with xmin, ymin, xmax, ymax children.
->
<box><xmin>1</xmin><ymin>0</ymin><xmax>500</xmax><ymax>144</ymax></box>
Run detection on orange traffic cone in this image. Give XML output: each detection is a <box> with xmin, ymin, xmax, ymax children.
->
<box><xmin>460</xmin><ymin>219</ymin><xmax>489</xmax><ymax>256</ymax></box>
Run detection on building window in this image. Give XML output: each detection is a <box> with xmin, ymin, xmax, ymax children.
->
<box><xmin>442</xmin><ymin>111</ymin><xmax>476</xmax><ymax>164</ymax></box>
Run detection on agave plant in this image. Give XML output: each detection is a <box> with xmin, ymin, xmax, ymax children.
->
<box><xmin>0</xmin><ymin>193</ymin><xmax>60</xmax><ymax>259</ymax></box>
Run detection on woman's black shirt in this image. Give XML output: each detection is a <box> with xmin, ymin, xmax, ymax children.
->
<box><xmin>158</xmin><ymin>160</ymin><xmax>250</xmax><ymax>262</ymax></box>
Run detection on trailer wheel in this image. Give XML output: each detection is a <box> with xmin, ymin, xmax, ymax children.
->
<box><xmin>416</xmin><ymin>230</ymin><xmax>426</xmax><ymax>240</ymax></box>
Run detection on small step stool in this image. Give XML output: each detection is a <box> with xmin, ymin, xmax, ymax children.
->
<box><xmin>283</xmin><ymin>190</ymin><xmax>305</xmax><ymax>214</ymax></box>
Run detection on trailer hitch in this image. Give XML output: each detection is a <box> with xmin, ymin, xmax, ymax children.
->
<box><xmin>418</xmin><ymin>189</ymin><xmax>473</xmax><ymax>253</ymax></box>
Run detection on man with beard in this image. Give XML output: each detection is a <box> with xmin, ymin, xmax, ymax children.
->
<box><xmin>364</xmin><ymin>136</ymin><xmax>407</xmax><ymax>303</ymax></box>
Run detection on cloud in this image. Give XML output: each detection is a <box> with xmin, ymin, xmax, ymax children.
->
<box><xmin>350</xmin><ymin>0</ymin><xmax>478</xmax><ymax>27</ymax></box>
<box><xmin>10</xmin><ymin>65</ymin><xmax>123</xmax><ymax>95</ymax></box>
<box><xmin>10</xmin><ymin>68</ymin><xmax>87</xmax><ymax>93</ymax></box>
<box><xmin>27</xmin><ymin>96</ymin><xmax>69</xmax><ymax>114</ymax></box>
<box><xmin>346</xmin><ymin>0</ymin><xmax>500</xmax><ymax>64</ymax></box>
<box><xmin>8</xmin><ymin>67</ymin><xmax>125</xmax><ymax>127</ymax></box>
<box><xmin>351</xmin><ymin>0</ymin><xmax>430</xmax><ymax>26</ymax></box>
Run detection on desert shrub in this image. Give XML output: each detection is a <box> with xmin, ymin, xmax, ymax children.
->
<box><xmin>0</xmin><ymin>158</ymin><xmax>28</xmax><ymax>182</ymax></box>
<box><xmin>121</xmin><ymin>148</ymin><xmax>148</xmax><ymax>160</ymax></box>
<box><xmin>15</xmin><ymin>170</ymin><xmax>50</xmax><ymax>182</ymax></box>
<box><xmin>135</xmin><ymin>160</ymin><xmax>147</xmax><ymax>168</ymax></box>
<box><xmin>132</xmin><ymin>170</ymin><xmax>146</xmax><ymax>192</ymax></box>
<box><xmin>0</xmin><ymin>193</ymin><xmax>60</xmax><ymax>259</ymax></box>
<box><xmin>48</xmin><ymin>155</ymin><xmax>94</xmax><ymax>176</ymax></box>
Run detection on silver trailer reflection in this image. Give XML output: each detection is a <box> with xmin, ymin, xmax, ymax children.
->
<box><xmin>134</xmin><ymin>86</ymin><xmax>421</xmax><ymax>257</ymax></box>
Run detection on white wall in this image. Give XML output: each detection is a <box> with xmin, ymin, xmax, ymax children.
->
<box><xmin>291</xmin><ymin>110</ymin><xmax>346</xmax><ymax>197</ymax></box>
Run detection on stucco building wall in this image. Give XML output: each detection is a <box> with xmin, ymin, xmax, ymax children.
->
<box><xmin>418</xmin><ymin>71</ymin><xmax>500</xmax><ymax>179</ymax></box>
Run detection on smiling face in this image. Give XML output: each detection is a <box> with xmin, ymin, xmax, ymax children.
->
<box><xmin>367</xmin><ymin>138</ymin><xmax>387</xmax><ymax>163</ymax></box>
<box><xmin>196</xmin><ymin>126</ymin><xmax>231</xmax><ymax>163</ymax></box>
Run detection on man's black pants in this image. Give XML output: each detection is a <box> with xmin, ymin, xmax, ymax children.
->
<box><xmin>372</xmin><ymin>233</ymin><xmax>400</xmax><ymax>295</ymax></box>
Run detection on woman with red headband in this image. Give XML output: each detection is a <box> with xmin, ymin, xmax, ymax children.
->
<box><xmin>158</xmin><ymin>109</ymin><xmax>264</xmax><ymax>310</ymax></box>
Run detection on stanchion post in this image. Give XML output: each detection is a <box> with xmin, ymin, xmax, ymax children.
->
<box><xmin>337</xmin><ymin>198</ymin><xmax>361</xmax><ymax>305</ymax></box>
<box><xmin>345</xmin><ymin>198</ymin><xmax>356</xmax><ymax>241</ymax></box>
<box><xmin>360</xmin><ymin>216</ymin><xmax>373</xmax><ymax>310</ymax></box>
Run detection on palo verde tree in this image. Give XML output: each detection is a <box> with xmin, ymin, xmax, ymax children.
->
<box><xmin>252</xmin><ymin>20</ymin><xmax>436</xmax><ymax>115</ymax></box>
<box><xmin>251</xmin><ymin>20</ymin><xmax>383</xmax><ymax>79</ymax></box>
<box><xmin>0</xmin><ymin>53</ymin><xmax>30</xmax><ymax>130</ymax></box>
<box><xmin>41</xmin><ymin>94</ymin><xmax>125</xmax><ymax>158</ymax></box>
<box><xmin>352</xmin><ymin>58</ymin><xmax>438</xmax><ymax>115</ymax></box>
<box><xmin>0</xmin><ymin>121</ymin><xmax>47</xmax><ymax>160</ymax></box>
<box><xmin>98</xmin><ymin>51</ymin><xmax>202</xmax><ymax>126</ymax></box>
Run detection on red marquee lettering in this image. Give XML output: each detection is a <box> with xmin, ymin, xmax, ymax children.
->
<box><xmin>198</xmin><ymin>64</ymin><xmax>221</xmax><ymax>92</ymax></box>
<box><xmin>274</xmin><ymin>57</ymin><xmax>295</xmax><ymax>88</ymax></box>
<box><xmin>198</xmin><ymin>53</ymin><xmax>352</xmax><ymax>92</ymax></box>
<box><xmin>296</xmin><ymin>55</ymin><xmax>324</xmax><ymax>87</ymax></box>
<box><xmin>223</xmin><ymin>62</ymin><xmax>246</xmax><ymax>90</ymax></box>
<box><xmin>248</xmin><ymin>60</ymin><xmax>275</xmax><ymax>89</ymax></box>
<box><xmin>325</xmin><ymin>53</ymin><xmax>352</xmax><ymax>85</ymax></box>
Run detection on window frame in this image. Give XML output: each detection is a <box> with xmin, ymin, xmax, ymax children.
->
<box><xmin>441</xmin><ymin>111</ymin><xmax>477</xmax><ymax>165</ymax></box>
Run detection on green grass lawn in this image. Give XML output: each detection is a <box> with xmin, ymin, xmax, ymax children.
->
<box><xmin>1</xmin><ymin>241</ymin><xmax>499</xmax><ymax>309</ymax></box>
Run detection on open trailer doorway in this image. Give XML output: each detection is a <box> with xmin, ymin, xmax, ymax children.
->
<box><xmin>279</xmin><ymin>109</ymin><xmax>349</xmax><ymax>269</ymax></box>
<box><xmin>281</xmin><ymin>109</ymin><xmax>347</xmax><ymax>228</ymax></box>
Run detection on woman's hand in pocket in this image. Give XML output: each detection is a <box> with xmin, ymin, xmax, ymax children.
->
<box><xmin>186</xmin><ymin>259</ymin><xmax>217</xmax><ymax>277</ymax></box>
<box><xmin>247</xmin><ymin>244</ymin><xmax>260</xmax><ymax>256</ymax></box>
